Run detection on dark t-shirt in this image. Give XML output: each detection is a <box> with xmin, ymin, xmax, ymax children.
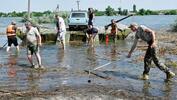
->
<box><xmin>87</xmin><ymin>27</ymin><xmax>98</xmax><ymax>34</ymax></box>
<box><xmin>89</xmin><ymin>13</ymin><xmax>94</xmax><ymax>20</ymax></box>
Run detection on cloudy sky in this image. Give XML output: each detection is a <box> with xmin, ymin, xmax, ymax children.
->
<box><xmin>0</xmin><ymin>0</ymin><xmax>177</xmax><ymax>12</ymax></box>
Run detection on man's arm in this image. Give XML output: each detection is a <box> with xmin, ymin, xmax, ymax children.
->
<box><xmin>115</xmin><ymin>24</ymin><xmax>118</xmax><ymax>34</ymax></box>
<box><xmin>35</xmin><ymin>28</ymin><xmax>42</xmax><ymax>46</ymax></box>
<box><xmin>127</xmin><ymin>38</ymin><xmax>138</xmax><ymax>58</ymax></box>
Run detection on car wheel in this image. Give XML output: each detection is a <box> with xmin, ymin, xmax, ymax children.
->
<box><xmin>69</xmin><ymin>26</ymin><xmax>73</xmax><ymax>31</ymax></box>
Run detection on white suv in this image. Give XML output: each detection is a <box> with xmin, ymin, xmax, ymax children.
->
<box><xmin>68</xmin><ymin>10</ymin><xmax>88</xmax><ymax>31</ymax></box>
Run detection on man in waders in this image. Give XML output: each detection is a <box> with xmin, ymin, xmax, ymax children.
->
<box><xmin>86</xmin><ymin>25</ymin><xmax>98</xmax><ymax>47</ymax></box>
<box><xmin>88</xmin><ymin>8</ymin><xmax>95</xmax><ymax>26</ymax></box>
<box><xmin>55</xmin><ymin>15</ymin><xmax>66</xmax><ymax>49</ymax></box>
<box><xmin>25</xmin><ymin>22</ymin><xmax>43</xmax><ymax>69</ymax></box>
<box><xmin>6</xmin><ymin>21</ymin><xmax>20</xmax><ymax>53</ymax></box>
<box><xmin>127</xmin><ymin>23</ymin><xmax>175</xmax><ymax>81</ymax></box>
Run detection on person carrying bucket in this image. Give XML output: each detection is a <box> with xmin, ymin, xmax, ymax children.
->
<box><xmin>127</xmin><ymin>23</ymin><xmax>175</xmax><ymax>81</ymax></box>
<box><xmin>25</xmin><ymin>22</ymin><xmax>43</xmax><ymax>69</ymax></box>
<box><xmin>6</xmin><ymin>21</ymin><xmax>20</xmax><ymax>53</ymax></box>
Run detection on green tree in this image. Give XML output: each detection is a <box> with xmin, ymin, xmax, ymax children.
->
<box><xmin>43</xmin><ymin>10</ymin><xmax>52</xmax><ymax>15</ymax></box>
<box><xmin>165</xmin><ymin>10</ymin><xmax>177</xmax><ymax>15</ymax></box>
<box><xmin>145</xmin><ymin>9</ymin><xmax>152</xmax><ymax>15</ymax></box>
<box><xmin>138</xmin><ymin>8</ymin><xmax>146</xmax><ymax>15</ymax></box>
<box><xmin>94</xmin><ymin>9</ymin><xmax>105</xmax><ymax>16</ymax></box>
<box><xmin>122</xmin><ymin>9</ymin><xmax>128</xmax><ymax>15</ymax></box>
<box><xmin>118</xmin><ymin>7</ymin><xmax>122</xmax><ymax>15</ymax></box>
<box><xmin>0</xmin><ymin>12</ymin><xmax>6</xmax><ymax>17</ymax></box>
<box><xmin>105</xmin><ymin>6</ymin><xmax>115</xmax><ymax>16</ymax></box>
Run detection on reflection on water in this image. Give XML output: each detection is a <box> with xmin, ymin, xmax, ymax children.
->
<box><xmin>0</xmin><ymin>36</ymin><xmax>177</xmax><ymax>99</ymax></box>
<box><xmin>7</xmin><ymin>55</ymin><xmax>17</xmax><ymax>78</ymax></box>
<box><xmin>142</xmin><ymin>81</ymin><xmax>151</xmax><ymax>96</ymax></box>
<box><xmin>87</xmin><ymin>46</ymin><xmax>97</xmax><ymax>69</ymax></box>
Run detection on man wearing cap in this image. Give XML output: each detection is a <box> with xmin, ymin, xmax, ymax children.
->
<box><xmin>6</xmin><ymin>21</ymin><xmax>20</xmax><ymax>53</ymax></box>
<box><xmin>25</xmin><ymin>22</ymin><xmax>43</xmax><ymax>69</ymax></box>
<box><xmin>127</xmin><ymin>23</ymin><xmax>175</xmax><ymax>81</ymax></box>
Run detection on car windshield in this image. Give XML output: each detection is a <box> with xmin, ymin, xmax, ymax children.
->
<box><xmin>71</xmin><ymin>13</ymin><xmax>86</xmax><ymax>18</ymax></box>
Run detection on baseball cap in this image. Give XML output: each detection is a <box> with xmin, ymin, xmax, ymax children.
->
<box><xmin>128</xmin><ymin>23</ymin><xmax>138</xmax><ymax>28</ymax></box>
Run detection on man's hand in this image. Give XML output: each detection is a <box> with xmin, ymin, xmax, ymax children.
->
<box><xmin>38</xmin><ymin>43</ymin><xmax>42</xmax><ymax>46</ymax></box>
<box><xmin>127</xmin><ymin>52</ymin><xmax>132</xmax><ymax>58</ymax></box>
<box><xmin>151</xmin><ymin>42</ymin><xmax>156</xmax><ymax>48</ymax></box>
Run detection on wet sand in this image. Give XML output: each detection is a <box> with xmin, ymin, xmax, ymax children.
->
<box><xmin>0</xmin><ymin>29</ymin><xmax>177</xmax><ymax>100</ymax></box>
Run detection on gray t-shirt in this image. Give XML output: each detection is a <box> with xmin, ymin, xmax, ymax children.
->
<box><xmin>26</xmin><ymin>27</ymin><xmax>40</xmax><ymax>45</ymax></box>
<box><xmin>135</xmin><ymin>25</ymin><xmax>152</xmax><ymax>42</ymax></box>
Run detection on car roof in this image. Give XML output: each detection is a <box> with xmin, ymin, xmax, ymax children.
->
<box><xmin>70</xmin><ymin>10</ymin><xmax>87</xmax><ymax>13</ymax></box>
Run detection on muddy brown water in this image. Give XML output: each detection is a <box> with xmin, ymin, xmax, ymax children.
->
<box><xmin>0</xmin><ymin>35</ymin><xmax>177</xmax><ymax>100</ymax></box>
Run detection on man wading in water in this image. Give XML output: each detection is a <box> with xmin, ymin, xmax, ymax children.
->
<box><xmin>127</xmin><ymin>23</ymin><xmax>175</xmax><ymax>81</ymax></box>
<box><xmin>6</xmin><ymin>21</ymin><xmax>20</xmax><ymax>53</ymax></box>
<box><xmin>25</xmin><ymin>22</ymin><xmax>43</xmax><ymax>69</ymax></box>
<box><xmin>55</xmin><ymin>15</ymin><xmax>66</xmax><ymax>49</ymax></box>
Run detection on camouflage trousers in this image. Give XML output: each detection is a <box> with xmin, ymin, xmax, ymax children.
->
<box><xmin>143</xmin><ymin>46</ymin><xmax>170</xmax><ymax>75</ymax></box>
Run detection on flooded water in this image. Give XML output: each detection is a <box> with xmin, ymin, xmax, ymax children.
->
<box><xmin>0</xmin><ymin>15</ymin><xmax>177</xmax><ymax>33</ymax></box>
<box><xmin>0</xmin><ymin>35</ymin><xmax>177</xmax><ymax>99</ymax></box>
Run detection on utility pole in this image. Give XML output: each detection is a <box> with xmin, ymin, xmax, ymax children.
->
<box><xmin>27</xmin><ymin>0</ymin><xmax>31</xmax><ymax>20</ymax></box>
<box><xmin>76</xmin><ymin>0</ymin><xmax>80</xmax><ymax>11</ymax></box>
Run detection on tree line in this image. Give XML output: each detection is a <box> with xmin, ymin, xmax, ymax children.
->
<box><xmin>0</xmin><ymin>10</ymin><xmax>53</xmax><ymax>17</ymax></box>
<box><xmin>95</xmin><ymin>5</ymin><xmax>177</xmax><ymax>16</ymax></box>
<box><xmin>0</xmin><ymin>5</ymin><xmax>177</xmax><ymax>17</ymax></box>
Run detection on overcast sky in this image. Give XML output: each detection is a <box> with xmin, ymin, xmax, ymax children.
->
<box><xmin>0</xmin><ymin>0</ymin><xmax>177</xmax><ymax>12</ymax></box>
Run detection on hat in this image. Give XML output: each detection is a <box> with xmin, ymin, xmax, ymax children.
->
<box><xmin>11</xmin><ymin>21</ymin><xmax>16</xmax><ymax>25</ymax></box>
<box><xmin>128</xmin><ymin>23</ymin><xmax>138</xmax><ymax>28</ymax></box>
<box><xmin>25</xmin><ymin>21</ymin><xmax>32</xmax><ymax>26</ymax></box>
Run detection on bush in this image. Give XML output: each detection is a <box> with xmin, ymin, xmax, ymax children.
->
<box><xmin>171</xmin><ymin>19</ymin><xmax>177</xmax><ymax>32</ymax></box>
<box><xmin>21</xmin><ymin>11</ymin><xmax>69</xmax><ymax>24</ymax></box>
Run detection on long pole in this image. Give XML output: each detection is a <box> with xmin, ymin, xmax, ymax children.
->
<box><xmin>28</xmin><ymin>0</ymin><xmax>31</xmax><ymax>20</ymax></box>
<box><xmin>105</xmin><ymin>14</ymin><xmax>133</xmax><ymax>30</ymax></box>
